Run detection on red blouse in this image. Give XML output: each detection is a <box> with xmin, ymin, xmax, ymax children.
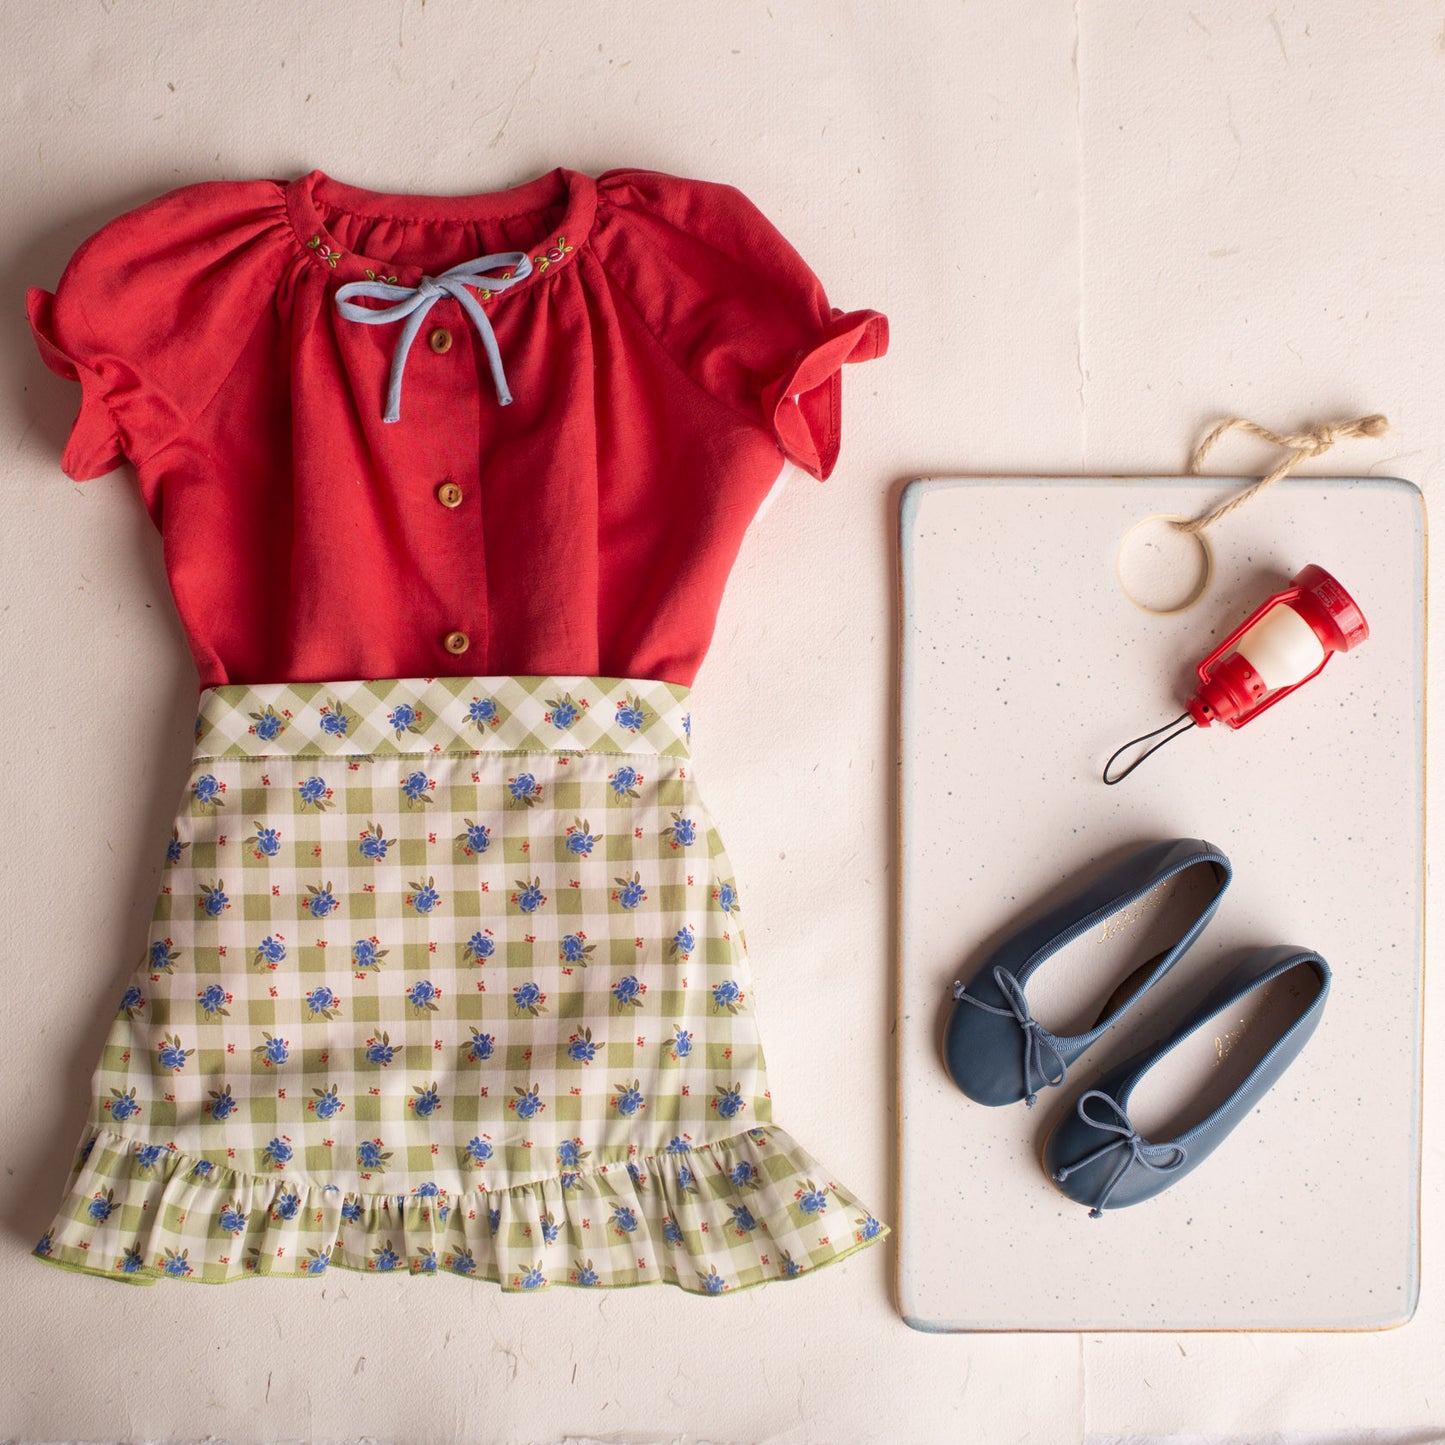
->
<box><xmin>26</xmin><ymin>167</ymin><xmax>888</xmax><ymax>689</ymax></box>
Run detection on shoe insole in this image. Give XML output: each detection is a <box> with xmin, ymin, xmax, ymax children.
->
<box><xmin>1126</xmin><ymin>960</ymin><xmax>1325</xmax><ymax>1141</ymax></box>
<box><xmin>1022</xmin><ymin>862</ymin><xmax>1224</xmax><ymax>1037</ymax></box>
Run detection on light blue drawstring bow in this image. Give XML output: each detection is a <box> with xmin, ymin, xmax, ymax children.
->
<box><xmin>334</xmin><ymin>251</ymin><xmax>533</xmax><ymax>423</ymax></box>
<box><xmin>952</xmin><ymin>965</ymin><xmax>1070</xmax><ymax>1107</ymax></box>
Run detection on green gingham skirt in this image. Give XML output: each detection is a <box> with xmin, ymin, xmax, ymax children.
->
<box><xmin>33</xmin><ymin>676</ymin><xmax>885</xmax><ymax>1293</ymax></box>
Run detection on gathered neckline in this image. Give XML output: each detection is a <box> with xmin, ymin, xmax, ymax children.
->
<box><xmin>284</xmin><ymin>167</ymin><xmax>596</xmax><ymax>287</ymax></box>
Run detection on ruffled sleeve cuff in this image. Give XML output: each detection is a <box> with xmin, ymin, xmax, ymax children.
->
<box><xmin>762</xmin><ymin>306</ymin><xmax>889</xmax><ymax>482</ymax></box>
<box><xmin>27</xmin><ymin>285</ymin><xmax>126</xmax><ymax>481</ymax></box>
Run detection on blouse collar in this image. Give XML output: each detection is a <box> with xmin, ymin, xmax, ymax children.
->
<box><xmin>285</xmin><ymin>166</ymin><xmax>594</xmax><ymax>287</ymax></box>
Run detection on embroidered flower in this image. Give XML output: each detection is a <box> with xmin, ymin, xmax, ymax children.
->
<box><xmin>456</xmin><ymin>819</ymin><xmax>491</xmax><ymax>856</ymax></box>
<box><xmin>306</xmin><ymin>234</ymin><xmax>342</xmax><ymax>268</ymax></box>
<box><xmin>564</xmin><ymin>818</ymin><xmax>601</xmax><ymax>856</ymax></box>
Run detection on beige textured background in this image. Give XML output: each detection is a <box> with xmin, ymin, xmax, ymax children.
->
<box><xmin>2</xmin><ymin>2</ymin><xmax>1442</xmax><ymax>1442</ymax></box>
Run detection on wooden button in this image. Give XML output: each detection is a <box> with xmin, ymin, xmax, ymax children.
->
<box><xmin>437</xmin><ymin>481</ymin><xmax>463</xmax><ymax>508</ymax></box>
<box><xmin>443</xmin><ymin>629</ymin><xmax>470</xmax><ymax>654</ymax></box>
<box><xmin>429</xmin><ymin>327</ymin><xmax>452</xmax><ymax>354</ymax></box>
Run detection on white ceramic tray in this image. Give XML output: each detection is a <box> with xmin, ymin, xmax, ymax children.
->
<box><xmin>897</xmin><ymin>475</ymin><xmax>1425</xmax><ymax>1332</ymax></box>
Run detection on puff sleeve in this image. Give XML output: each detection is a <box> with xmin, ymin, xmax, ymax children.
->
<box><xmin>26</xmin><ymin>179</ymin><xmax>292</xmax><ymax>482</ymax></box>
<box><xmin>593</xmin><ymin>168</ymin><xmax>888</xmax><ymax>481</ymax></box>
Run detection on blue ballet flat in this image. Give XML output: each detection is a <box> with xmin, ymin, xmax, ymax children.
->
<box><xmin>943</xmin><ymin>839</ymin><xmax>1231</xmax><ymax>1107</ymax></box>
<box><xmin>1043</xmin><ymin>945</ymin><xmax>1330</xmax><ymax>1217</ymax></box>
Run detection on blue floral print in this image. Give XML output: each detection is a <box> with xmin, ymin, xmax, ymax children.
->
<box><xmin>218</xmin><ymin>1204</ymin><xmax>248</xmax><ymax>1234</ymax></box>
<box><xmin>245</xmin><ymin>823</ymin><xmax>281</xmax><ymax>858</ymax></box>
<box><xmin>351</xmin><ymin>936</ymin><xmax>386</xmax><ymax>971</ymax></box>
<box><xmin>106</xmin><ymin>1088</ymin><xmax>140</xmax><ymax>1121</ymax></box>
<box><xmin>566</xmin><ymin>1028</ymin><xmax>599</xmax><ymax>1063</ymax></box>
<box><xmin>572</xmin><ymin>1260</ymin><xmax>600</xmax><ymax>1286</ymax></box>
<box><xmin>305</xmin><ymin>986</ymin><xmax>341</xmax><ymax>1020</ymax></box>
<box><xmin>507</xmin><ymin>771</ymin><xmax>542</xmax><ymax>807</ymax></box>
<box><xmin>358</xmin><ymin>823</ymin><xmax>394</xmax><ymax>860</ymax></box>
<box><xmin>402</xmin><ymin>769</ymin><xmax>432</xmax><ymax>805</ymax></box>
<box><xmin>612</xmin><ymin>872</ymin><xmax>647</xmax><ymax>910</ymax></box>
<box><xmin>206</xmin><ymin>1085</ymin><xmax>238</xmax><ymax>1120</ymax></box>
<box><xmin>512</xmin><ymin>981</ymin><xmax>547</xmax><ymax>1017</ymax></box>
<box><xmin>780</xmin><ymin>1251</ymin><xmax>803</xmax><ymax>1278</ymax></box>
<box><xmin>254</xmin><ymin>1032</ymin><xmax>290</xmax><ymax>1067</ymax></box>
<box><xmin>711</xmin><ymin>979</ymin><xmax>745</xmax><ymax>1014</ymax></box>
<box><xmin>411</xmin><ymin>1082</ymin><xmax>442</xmax><ymax>1118</ymax></box>
<box><xmin>148</xmin><ymin>939</ymin><xmax>179</xmax><ymax>973</ymax></box>
<box><xmin>712</xmin><ymin>1083</ymin><xmax>746</xmax><ymax>1120</ymax></box>
<box><xmin>612</xmin><ymin>1080</ymin><xmax>645</xmax><ymax>1117</ymax></box>
<box><xmin>198</xmin><ymin>984</ymin><xmax>229</xmax><ymax>1018</ymax></box>
<box><xmin>467</xmin><ymin>695</ymin><xmax>498</xmax><ymax>729</ymax></box>
<box><xmin>463</xmin><ymin>930</ymin><xmax>495</xmax><ymax>964</ymax></box>
<box><xmin>255</xmin><ymin>934</ymin><xmax>286</xmax><ymax>968</ymax></box>
<box><xmin>197</xmin><ymin>881</ymin><xmax>229</xmax><ymax>917</ymax></box>
<box><xmin>192</xmin><ymin>773</ymin><xmax>223</xmax><ymax>808</ymax></box>
<box><xmin>663</xmin><ymin>813</ymin><xmax>697</xmax><ymax>848</ymax></box>
<box><xmin>248</xmin><ymin>705</ymin><xmax>286</xmax><ymax>741</ymax></box>
<box><xmin>663</xmin><ymin>1216</ymin><xmax>684</xmax><ymax>1246</ymax></box>
<box><xmin>612</xmin><ymin>975</ymin><xmax>645</xmax><ymax>1009</ymax></box>
<box><xmin>615</xmin><ymin>695</ymin><xmax>648</xmax><ymax>732</ymax></box>
<box><xmin>357</xmin><ymin>1139</ymin><xmax>393</xmax><ymax>1172</ymax></box>
<box><xmin>297</xmin><ymin>775</ymin><xmax>331</xmax><ymax>810</ymax></box>
<box><xmin>310</xmin><ymin>1085</ymin><xmax>344</xmax><ymax>1120</ymax></box>
<box><xmin>157</xmin><ymin>1033</ymin><xmax>194</xmax><ymax>1071</ymax></box>
<box><xmin>407</xmin><ymin>980</ymin><xmax>441</xmax><ymax>1014</ymax></box>
<box><xmin>564</xmin><ymin>818</ymin><xmax>601</xmax><ymax>856</ymax></box>
<box><xmin>795</xmin><ymin>1179</ymin><xmax>829</xmax><ymax>1215</ymax></box>
<box><xmin>262</xmin><ymin>1137</ymin><xmax>293</xmax><ymax>1169</ymax></box>
<box><xmin>557</xmin><ymin>1139</ymin><xmax>588</xmax><ymax>1169</ymax></box>
<box><xmin>730</xmin><ymin>1205</ymin><xmax>757</xmax><ymax>1234</ymax></box>
<box><xmin>165</xmin><ymin>828</ymin><xmax>188</xmax><ymax>864</ymax></box>
<box><xmin>463</xmin><ymin>1030</ymin><xmax>495</xmax><ymax>1063</ymax></box>
<box><xmin>545</xmin><ymin>692</ymin><xmax>583</xmax><ymax>729</ymax></box>
<box><xmin>318</xmin><ymin>698</ymin><xmax>354</xmax><ymax>736</ymax></box>
<box><xmin>714</xmin><ymin>880</ymin><xmax>739</xmax><ymax>915</ymax></box>
<box><xmin>407</xmin><ymin>877</ymin><xmax>441</xmax><ymax>915</ymax></box>
<box><xmin>699</xmin><ymin>1267</ymin><xmax>727</xmax><ymax>1295</ymax></box>
<box><xmin>518</xmin><ymin>1263</ymin><xmax>547</xmax><ymax>1289</ymax></box>
<box><xmin>465</xmin><ymin>1136</ymin><xmax>494</xmax><ymax>1165</ymax></box>
<box><xmin>303</xmin><ymin>882</ymin><xmax>339</xmax><ymax>919</ymax></box>
<box><xmin>729</xmin><ymin>1161</ymin><xmax>760</xmax><ymax>1189</ymax></box>
<box><xmin>387</xmin><ymin>702</ymin><xmax>421</xmax><ymax>737</ymax></box>
<box><xmin>560</xmin><ymin>932</ymin><xmax>595</xmax><ymax>964</ymax></box>
<box><xmin>456</xmin><ymin>819</ymin><xmax>491</xmax><ymax>856</ymax></box>
<box><xmin>511</xmin><ymin>1084</ymin><xmax>545</xmax><ymax>1120</ymax></box>
<box><xmin>370</xmin><ymin>1241</ymin><xmax>402</xmax><ymax>1272</ymax></box>
<box><xmin>611</xmin><ymin>1204</ymin><xmax>639</xmax><ymax>1235</ymax></box>
<box><xmin>364</xmin><ymin>1033</ymin><xmax>397</xmax><ymax>1065</ymax></box>
<box><xmin>512</xmin><ymin>877</ymin><xmax>547</xmax><ymax>913</ymax></box>
<box><xmin>669</xmin><ymin>924</ymin><xmax>696</xmax><ymax>960</ymax></box>
<box><xmin>856</xmin><ymin>1214</ymin><xmax>883</xmax><ymax>1242</ymax></box>
<box><xmin>608</xmin><ymin>765</ymin><xmax>642</xmax><ymax>798</ymax></box>
<box><xmin>540</xmin><ymin>1212</ymin><xmax>560</xmax><ymax>1244</ymax></box>
<box><xmin>665</xmin><ymin>1136</ymin><xmax>692</xmax><ymax>1154</ymax></box>
<box><xmin>119</xmin><ymin>984</ymin><xmax>144</xmax><ymax>1018</ymax></box>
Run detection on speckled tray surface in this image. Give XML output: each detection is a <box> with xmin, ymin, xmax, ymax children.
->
<box><xmin>896</xmin><ymin>476</ymin><xmax>1424</xmax><ymax>1332</ymax></box>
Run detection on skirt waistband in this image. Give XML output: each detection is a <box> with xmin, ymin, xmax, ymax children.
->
<box><xmin>193</xmin><ymin>676</ymin><xmax>692</xmax><ymax>761</ymax></box>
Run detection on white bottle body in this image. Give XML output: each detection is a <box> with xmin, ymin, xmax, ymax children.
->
<box><xmin>1235</xmin><ymin>604</ymin><xmax>1325</xmax><ymax>689</ymax></box>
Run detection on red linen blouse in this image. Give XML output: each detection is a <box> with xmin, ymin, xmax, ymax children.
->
<box><xmin>26</xmin><ymin>167</ymin><xmax>888</xmax><ymax>689</ymax></box>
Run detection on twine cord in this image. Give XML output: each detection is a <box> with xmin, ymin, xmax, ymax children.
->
<box><xmin>1173</xmin><ymin>413</ymin><xmax>1389</xmax><ymax>535</ymax></box>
